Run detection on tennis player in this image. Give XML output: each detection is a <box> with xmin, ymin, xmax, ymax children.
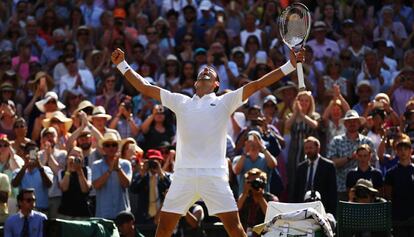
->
<box><xmin>112</xmin><ymin>48</ymin><xmax>302</xmax><ymax>237</ymax></box>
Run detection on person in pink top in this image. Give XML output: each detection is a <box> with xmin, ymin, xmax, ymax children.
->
<box><xmin>12</xmin><ymin>39</ymin><xmax>39</xmax><ymax>83</ymax></box>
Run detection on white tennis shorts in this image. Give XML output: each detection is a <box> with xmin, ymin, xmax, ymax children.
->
<box><xmin>161</xmin><ymin>174</ymin><xmax>238</xmax><ymax>215</ymax></box>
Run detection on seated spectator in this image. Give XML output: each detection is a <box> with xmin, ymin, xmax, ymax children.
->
<box><xmin>95</xmin><ymin>71</ymin><xmax>123</xmax><ymax>118</ymax></box>
<box><xmin>237</xmin><ymin>168</ymin><xmax>278</xmax><ymax>235</ymax></box>
<box><xmin>90</xmin><ymin>106</ymin><xmax>121</xmax><ymax>140</ymax></box>
<box><xmin>115</xmin><ymin>211</ymin><xmax>145</xmax><ymax>237</ymax></box>
<box><xmin>0</xmin><ymin>100</ymin><xmax>18</xmax><ymax>140</ymax></box>
<box><xmin>4</xmin><ymin>188</ymin><xmax>47</xmax><ymax>237</ymax></box>
<box><xmin>346</xmin><ymin>144</ymin><xmax>383</xmax><ymax>197</ymax></box>
<box><xmin>352</xmin><ymin>80</ymin><xmax>373</xmax><ymax>116</ymax></box>
<box><xmin>58</xmin><ymin>147</ymin><xmax>91</xmax><ymax>219</ymax></box>
<box><xmin>349</xmin><ymin>178</ymin><xmax>385</xmax><ymax>203</ymax></box>
<box><xmin>389</xmin><ymin>67</ymin><xmax>414</xmax><ymax>116</ymax></box>
<box><xmin>173</xmin><ymin>203</ymin><xmax>206</xmax><ymax>237</ymax></box>
<box><xmin>384</xmin><ymin>136</ymin><xmax>414</xmax><ymax>236</ymax></box>
<box><xmin>130</xmin><ymin>149</ymin><xmax>171</xmax><ymax>224</ymax></box>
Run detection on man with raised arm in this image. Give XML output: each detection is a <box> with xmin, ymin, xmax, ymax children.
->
<box><xmin>111</xmin><ymin>48</ymin><xmax>301</xmax><ymax>237</ymax></box>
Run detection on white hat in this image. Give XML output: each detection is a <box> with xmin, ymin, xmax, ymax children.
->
<box><xmin>340</xmin><ymin>110</ymin><xmax>366</xmax><ymax>124</ymax></box>
<box><xmin>255</xmin><ymin>51</ymin><xmax>267</xmax><ymax>65</ymax></box>
<box><xmin>42</xmin><ymin>111</ymin><xmax>73</xmax><ymax>132</ymax></box>
<box><xmin>74</xmin><ymin>100</ymin><xmax>94</xmax><ymax>115</ymax></box>
<box><xmin>200</xmin><ymin>0</ymin><xmax>212</xmax><ymax>11</ymax></box>
<box><xmin>263</xmin><ymin>95</ymin><xmax>277</xmax><ymax>105</ymax></box>
<box><xmin>90</xmin><ymin>106</ymin><xmax>112</xmax><ymax>120</ymax></box>
<box><xmin>231</xmin><ymin>46</ymin><xmax>245</xmax><ymax>55</ymax></box>
<box><xmin>99</xmin><ymin>132</ymin><xmax>121</xmax><ymax>148</ymax></box>
<box><xmin>355</xmin><ymin>80</ymin><xmax>372</xmax><ymax>94</ymax></box>
<box><xmin>166</xmin><ymin>54</ymin><xmax>178</xmax><ymax>62</ymax></box>
<box><xmin>35</xmin><ymin>91</ymin><xmax>66</xmax><ymax>113</ymax></box>
<box><xmin>41</xmin><ymin>126</ymin><xmax>58</xmax><ymax>138</ymax></box>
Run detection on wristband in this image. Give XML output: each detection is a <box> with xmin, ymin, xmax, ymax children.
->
<box><xmin>280</xmin><ymin>61</ymin><xmax>295</xmax><ymax>75</ymax></box>
<box><xmin>117</xmin><ymin>61</ymin><xmax>131</xmax><ymax>75</ymax></box>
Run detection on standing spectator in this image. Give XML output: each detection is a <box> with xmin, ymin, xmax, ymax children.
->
<box><xmin>179</xmin><ymin>61</ymin><xmax>196</xmax><ymax>96</ymax></box>
<box><xmin>109</xmin><ymin>97</ymin><xmax>141</xmax><ymax>139</ymax></box>
<box><xmin>326</xmin><ymin>110</ymin><xmax>375</xmax><ymax>201</ymax></box>
<box><xmin>356</xmin><ymin>49</ymin><xmax>392</xmax><ymax>96</ymax></box>
<box><xmin>141</xmin><ymin>104</ymin><xmax>175</xmax><ymax>151</ymax></box>
<box><xmin>293</xmin><ymin>136</ymin><xmax>337</xmax><ymax>214</ymax></box>
<box><xmin>0</xmin><ymin>101</ymin><xmax>18</xmax><ymax>140</ymax></box>
<box><xmin>80</xmin><ymin>0</ymin><xmax>104</xmax><ymax>29</ymax></box>
<box><xmin>233</xmin><ymin>130</ymin><xmax>277</xmax><ymax>196</ymax></box>
<box><xmin>237</xmin><ymin>168</ymin><xmax>278</xmax><ymax>235</ymax></box>
<box><xmin>384</xmin><ymin>137</ymin><xmax>414</xmax><ymax>237</ymax></box>
<box><xmin>58</xmin><ymin>147</ymin><xmax>91</xmax><ymax>219</ymax></box>
<box><xmin>0</xmin><ymin>134</ymin><xmax>24</xmax><ymax>215</ymax></box>
<box><xmin>95</xmin><ymin>71</ymin><xmax>123</xmax><ymax>118</ymax></box>
<box><xmin>90</xmin><ymin>106</ymin><xmax>121</xmax><ymax>139</ymax></box>
<box><xmin>285</xmin><ymin>91</ymin><xmax>320</xmax><ymax>200</ymax></box>
<box><xmin>175</xmin><ymin>5</ymin><xmax>204</xmax><ymax>46</ymax></box>
<box><xmin>92</xmin><ymin>133</ymin><xmax>132</xmax><ymax>219</ymax></box>
<box><xmin>318</xmin><ymin>59</ymin><xmax>351</xmax><ymax>105</ymax></box>
<box><xmin>10</xmin><ymin>118</ymin><xmax>32</xmax><ymax>158</ymax></box>
<box><xmin>346</xmin><ymin>144</ymin><xmax>383</xmax><ymax>197</ymax></box>
<box><xmin>41</xmin><ymin>111</ymin><xmax>73</xmax><ymax>150</ymax></box>
<box><xmin>206</xmin><ymin>42</ymin><xmax>239</xmax><ymax>91</ymax></box>
<box><xmin>40</xmin><ymin>28</ymin><xmax>66</xmax><ymax>71</ymax></box>
<box><xmin>4</xmin><ymin>189</ymin><xmax>47</xmax><ymax>237</ymax></box>
<box><xmin>12</xmin><ymin>39</ymin><xmax>38</xmax><ymax>83</ymax></box>
<box><xmin>240</xmin><ymin>12</ymin><xmax>266</xmax><ymax>49</ymax></box>
<box><xmin>158</xmin><ymin>55</ymin><xmax>181</xmax><ymax>92</ymax></box>
<box><xmin>347</xmin><ymin>27</ymin><xmax>371</xmax><ymax>68</ymax></box>
<box><xmin>352</xmin><ymin>80</ymin><xmax>373</xmax><ymax>116</ymax></box>
<box><xmin>37</xmin><ymin>127</ymin><xmax>67</xmax><ymax>218</ymax></box>
<box><xmin>59</xmin><ymin>54</ymin><xmax>96</xmax><ymax>101</ymax></box>
<box><xmin>389</xmin><ymin>67</ymin><xmax>414</xmax><ymax>116</ymax></box>
<box><xmin>11</xmin><ymin>143</ymin><xmax>53</xmax><ymax>213</ymax></box>
<box><xmin>130</xmin><ymin>149</ymin><xmax>171</xmax><ymax>224</ymax></box>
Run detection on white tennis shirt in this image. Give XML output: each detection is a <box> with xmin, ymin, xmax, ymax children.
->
<box><xmin>161</xmin><ymin>88</ymin><xmax>244</xmax><ymax>174</ymax></box>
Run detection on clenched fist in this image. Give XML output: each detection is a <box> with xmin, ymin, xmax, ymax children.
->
<box><xmin>111</xmin><ymin>48</ymin><xmax>125</xmax><ymax>65</ymax></box>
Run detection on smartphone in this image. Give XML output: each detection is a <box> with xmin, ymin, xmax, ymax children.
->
<box><xmin>373</xmin><ymin>101</ymin><xmax>383</xmax><ymax>108</ymax></box>
<box><xmin>218</xmin><ymin>15</ymin><xmax>224</xmax><ymax>23</ymax></box>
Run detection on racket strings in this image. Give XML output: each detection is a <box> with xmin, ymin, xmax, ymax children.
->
<box><xmin>279</xmin><ymin>7</ymin><xmax>311</xmax><ymax>48</ymax></box>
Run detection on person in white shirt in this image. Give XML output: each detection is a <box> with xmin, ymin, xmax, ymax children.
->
<box><xmin>111</xmin><ymin>48</ymin><xmax>302</xmax><ymax>237</ymax></box>
<box><xmin>59</xmin><ymin>54</ymin><xmax>96</xmax><ymax>101</ymax></box>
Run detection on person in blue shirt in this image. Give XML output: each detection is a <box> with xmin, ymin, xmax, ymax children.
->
<box><xmin>92</xmin><ymin>133</ymin><xmax>132</xmax><ymax>219</ymax></box>
<box><xmin>4</xmin><ymin>188</ymin><xmax>47</xmax><ymax>237</ymax></box>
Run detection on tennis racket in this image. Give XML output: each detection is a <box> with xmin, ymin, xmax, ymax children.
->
<box><xmin>278</xmin><ymin>3</ymin><xmax>311</xmax><ymax>91</ymax></box>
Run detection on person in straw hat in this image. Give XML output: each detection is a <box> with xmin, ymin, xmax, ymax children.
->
<box><xmin>92</xmin><ymin>132</ymin><xmax>132</xmax><ymax>219</ymax></box>
<box><xmin>42</xmin><ymin>111</ymin><xmax>73</xmax><ymax>150</ymax></box>
<box><xmin>111</xmin><ymin>45</ymin><xmax>303</xmax><ymax>236</ymax></box>
<box><xmin>326</xmin><ymin>109</ymin><xmax>376</xmax><ymax>201</ymax></box>
<box><xmin>90</xmin><ymin>106</ymin><xmax>121</xmax><ymax>140</ymax></box>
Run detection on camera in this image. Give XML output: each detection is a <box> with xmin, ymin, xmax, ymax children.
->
<box><xmin>387</xmin><ymin>126</ymin><xmax>399</xmax><ymax>139</ymax></box>
<box><xmin>148</xmin><ymin>160</ymin><xmax>158</xmax><ymax>169</ymax></box>
<box><xmin>249</xmin><ymin>178</ymin><xmax>266</xmax><ymax>191</ymax></box>
<box><xmin>29</xmin><ymin>149</ymin><xmax>37</xmax><ymax>162</ymax></box>
<box><xmin>121</xmin><ymin>101</ymin><xmax>132</xmax><ymax>111</ymax></box>
<box><xmin>74</xmin><ymin>157</ymin><xmax>82</xmax><ymax>165</ymax></box>
<box><xmin>355</xmin><ymin>186</ymin><xmax>370</xmax><ymax>199</ymax></box>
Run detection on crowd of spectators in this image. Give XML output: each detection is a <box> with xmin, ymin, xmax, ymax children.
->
<box><xmin>0</xmin><ymin>0</ymin><xmax>414</xmax><ymax>236</ymax></box>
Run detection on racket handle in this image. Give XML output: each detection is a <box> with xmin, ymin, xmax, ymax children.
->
<box><xmin>296</xmin><ymin>62</ymin><xmax>306</xmax><ymax>91</ymax></box>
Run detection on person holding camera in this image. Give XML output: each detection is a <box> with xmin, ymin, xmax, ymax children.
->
<box><xmin>109</xmin><ymin>96</ymin><xmax>141</xmax><ymax>139</ymax></box>
<box><xmin>130</xmin><ymin>149</ymin><xmax>171</xmax><ymax>225</ymax></box>
<box><xmin>57</xmin><ymin>147</ymin><xmax>91</xmax><ymax>219</ymax></box>
<box><xmin>11</xmin><ymin>140</ymin><xmax>53</xmax><ymax>214</ymax></box>
<box><xmin>346</xmin><ymin>144</ymin><xmax>383</xmax><ymax>198</ymax></box>
<box><xmin>349</xmin><ymin>178</ymin><xmax>385</xmax><ymax>204</ymax></box>
<box><xmin>233</xmin><ymin>130</ymin><xmax>277</xmax><ymax>196</ymax></box>
<box><xmin>237</xmin><ymin>168</ymin><xmax>277</xmax><ymax>236</ymax></box>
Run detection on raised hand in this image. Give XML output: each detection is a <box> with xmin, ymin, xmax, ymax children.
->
<box><xmin>111</xmin><ymin>48</ymin><xmax>125</xmax><ymax>65</ymax></box>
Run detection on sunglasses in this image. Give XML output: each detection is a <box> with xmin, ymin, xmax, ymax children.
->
<box><xmin>103</xmin><ymin>143</ymin><xmax>118</xmax><ymax>148</ymax></box>
<box><xmin>340</xmin><ymin>56</ymin><xmax>351</xmax><ymax>60</ymax></box>
<box><xmin>46</xmin><ymin>100</ymin><xmax>57</xmax><ymax>104</ymax></box>
<box><xmin>78</xmin><ymin>31</ymin><xmax>89</xmax><ymax>36</ymax></box>
<box><xmin>14</xmin><ymin>125</ymin><xmax>26</xmax><ymax>129</ymax></box>
<box><xmin>184</xmin><ymin>38</ymin><xmax>193</xmax><ymax>42</ymax></box>
<box><xmin>0</xmin><ymin>144</ymin><xmax>9</xmax><ymax>148</ymax></box>
<box><xmin>147</xmin><ymin>31</ymin><xmax>157</xmax><ymax>35</ymax></box>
